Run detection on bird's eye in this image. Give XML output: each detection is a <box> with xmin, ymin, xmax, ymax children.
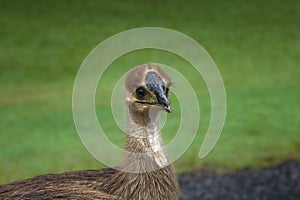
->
<box><xmin>135</xmin><ymin>87</ymin><xmax>146</xmax><ymax>99</ymax></box>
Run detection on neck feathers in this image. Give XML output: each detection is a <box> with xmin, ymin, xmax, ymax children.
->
<box><xmin>104</xmin><ymin>101</ymin><xmax>179</xmax><ymax>199</ymax></box>
<box><xmin>123</xmin><ymin>107</ymin><xmax>169</xmax><ymax>172</ymax></box>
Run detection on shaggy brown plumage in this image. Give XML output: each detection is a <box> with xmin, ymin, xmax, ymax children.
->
<box><xmin>0</xmin><ymin>169</ymin><xmax>116</xmax><ymax>199</ymax></box>
<box><xmin>0</xmin><ymin>64</ymin><xmax>179</xmax><ymax>200</ymax></box>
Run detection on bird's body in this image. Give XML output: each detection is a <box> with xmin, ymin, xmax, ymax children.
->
<box><xmin>0</xmin><ymin>64</ymin><xmax>179</xmax><ymax>200</ymax></box>
<box><xmin>0</xmin><ymin>168</ymin><xmax>117</xmax><ymax>199</ymax></box>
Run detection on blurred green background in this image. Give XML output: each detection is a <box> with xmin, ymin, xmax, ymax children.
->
<box><xmin>0</xmin><ymin>0</ymin><xmax>299</xmax><ymax>184</ymax></box>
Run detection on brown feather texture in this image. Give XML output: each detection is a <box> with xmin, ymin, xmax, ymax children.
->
<box><xmin>0</xmin><ymin>64</ymin><xmax>180</xmax><ymax>200</ymax></box>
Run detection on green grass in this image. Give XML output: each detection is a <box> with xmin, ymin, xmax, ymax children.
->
<box><xmin>0</xmin><ymin>0</ymin><xmax>300</xmax><ymax>183</ymax></box>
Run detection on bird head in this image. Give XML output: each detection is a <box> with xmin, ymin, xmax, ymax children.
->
<box><xmin>125</xmin><ymin>64</ymin><xmax>172</xmax><ymax>117</ymax></box>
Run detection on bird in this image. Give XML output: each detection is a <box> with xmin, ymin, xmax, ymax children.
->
<box><xmin>0</xmin><ymin>64</ymin><xmax>179</xmax><ymax>200</ymax></box>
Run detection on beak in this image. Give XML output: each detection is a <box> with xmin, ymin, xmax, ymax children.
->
<box><xmin>148</xmin><ymin>84</ymin><xmax>171</xmax><ymax>113</ymax></box>
<box><xmin>156</xmin><ymin>90</ymin><xmax>172</xmax><ymax>113</ymax></box>
<box><xmin>145</xmin><ymin>71</ymin><xmax>172</xmax><ymax>113</ymax></box>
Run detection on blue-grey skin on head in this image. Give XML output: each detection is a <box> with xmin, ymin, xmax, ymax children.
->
<box><xmin>145</xmin><ymin>71</ymin><xmax>171</xmax><ymax>113</ymax></box>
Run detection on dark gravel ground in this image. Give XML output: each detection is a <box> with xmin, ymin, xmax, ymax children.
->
<box><xmin>178</xmin><ymin>161</ymin><xmax>300</xmax><ymax>200</ymax></box>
